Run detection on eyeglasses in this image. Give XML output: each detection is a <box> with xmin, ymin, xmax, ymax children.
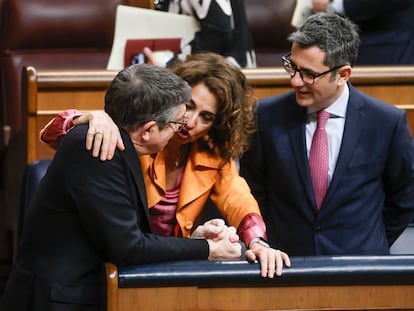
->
<box><xmin>168</xmin><ymin>120</ymin><xmax>187</xmax><ymax>132</ymax></box>
<box><xmin>282</xmin><ymin>52</ymin><xmax>344</xmax><ymax>85</ymax></box>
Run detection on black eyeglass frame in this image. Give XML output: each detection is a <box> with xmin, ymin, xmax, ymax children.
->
<box><xmin>168</xmin><ymin>120</ymin><xmax>187</xmax><ymax>131</ymax></box>
<box><xmin>282</xmin><ymin>52</ymin><xmax>345</xmax><ymax>85</ymax></box>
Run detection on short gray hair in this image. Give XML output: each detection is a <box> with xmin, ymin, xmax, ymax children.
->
<box><xmin>288</xmin><ymin>12</ymin><xmax>360</xmax><ymax>68</ymax></box>
<box><xmin>105</xmin><ymin>63</ymin><xmax>191</xmax><ymax>132</ymax></box>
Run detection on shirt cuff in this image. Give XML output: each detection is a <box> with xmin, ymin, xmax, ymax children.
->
<box><xmin>39</xmin><ymin>109</ymin><xmax>82</xmax><ymax>149</ymax></box>
<box><xmin>237</xmin><ymin>213</ymin><xmax>267</xmax><ymax>248</ymax></box>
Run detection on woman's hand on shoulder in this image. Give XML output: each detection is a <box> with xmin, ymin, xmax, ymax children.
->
<box><xmin>73</xmin><ymin>111</ymin><xmax>125</xmax><ymax>161</ymax></box>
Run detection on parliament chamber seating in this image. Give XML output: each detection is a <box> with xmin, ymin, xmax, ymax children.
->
<box><xmin>244</xmin><ymin>0</ymin><xmax>296</xmax><ymax>66</ymax></box>
<box><xmin>0</xmin><ymin>0</ymin><xmax>156</xmax><ymax>264</ymax></box>
<box><xmin>18</xmin><ymin>159</ymin><xmax>52</xmax><ymax>241</ymax></box>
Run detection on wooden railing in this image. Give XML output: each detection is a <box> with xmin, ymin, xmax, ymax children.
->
<box><xmin>22</xmin><ymin>66</ymin><xmax>414</xmax><ymax>163</ymax></box>
<box><xmin>103</xmin><ymin>256</ymin><xmax>414</xmax><ymax>311</ymax></box>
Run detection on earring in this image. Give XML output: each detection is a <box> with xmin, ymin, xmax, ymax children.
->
<box><xmin>203</xmin><ymin>134</ymin><xmax>214</xmax><ymax>150</ymax></box>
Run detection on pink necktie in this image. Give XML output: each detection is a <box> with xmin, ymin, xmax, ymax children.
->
<box><xmin>309</xmin><ymin>111</ymin><xmax>330</xmax><ymax>210</ymax></box>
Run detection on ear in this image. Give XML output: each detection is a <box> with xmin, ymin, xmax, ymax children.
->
<box><xmin>140</xmin><ymin>120</ymin><xmax>158</xmax><ymax>142</ymax></box>
<box><xmin>337</xmin><ymin>65</ymin><xmax>352</xmax><ymax>85</ymax></box>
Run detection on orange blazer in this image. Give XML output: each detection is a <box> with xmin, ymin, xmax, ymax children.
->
<box><xmin>140</xmin><ymin>143</ymin><xmax>262</xmax><ymax>237</ymax></box>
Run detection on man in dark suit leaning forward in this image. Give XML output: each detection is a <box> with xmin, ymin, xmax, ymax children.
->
<box><xmin>1</xmin><ymin>64</ymin><xmax>243</xmax><ymax>311</ymax></box>
<box><xmin>240</xmin><ymin>13</ymin><xmax>414</xmax><ymax>256</ymax></box>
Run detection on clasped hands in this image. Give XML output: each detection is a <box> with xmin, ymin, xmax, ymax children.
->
<box><xmin>191</xmin><ymin>219</ymin><xmax>291</xmax><ymax>278</ymax></box>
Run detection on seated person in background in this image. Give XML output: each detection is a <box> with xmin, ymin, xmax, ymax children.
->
<box><xmin>1</xmin><ymin>63</ymin><xmax>246</xmax><ymax>310</ymax></box>
<box><xmin>311</xmin><ymin>0</ymin><xmax>414</xmax><ymax>64</ymax></box>
<box><xmin>154</xmin><ymin>0</ymin><xmax>256</xmax><ymax>68</ymax></box>
<box><xmin>40</xmin><ymin>52</ymin><xmax>291</xmax><ymax>278</ymax></box>
<box><xmin>239</xmin><ymin>13</ymin><xmax>414</xmax><ymax>256</ymax></box>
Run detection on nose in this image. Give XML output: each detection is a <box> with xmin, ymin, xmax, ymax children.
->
<box><xmin>185</xmin><ymin>112</ymin><xmax>197</xmax><ymax>128</ymax></box>
<box><xmin>290</xmin><ymin>71</ymin><xmax>305</xmax><ymax>88</ymax></box>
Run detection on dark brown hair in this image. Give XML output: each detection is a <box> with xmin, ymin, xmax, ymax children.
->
<box><xmin>170</xmin><ymin>52</ymin><xmax>256</xmax><ymax>161</ymax></box>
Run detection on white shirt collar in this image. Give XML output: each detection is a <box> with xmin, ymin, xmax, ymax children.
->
<box><xmin>308</xmin><ymin>83</ymin><xmax>349</xmax><ymax>118</ymax></box>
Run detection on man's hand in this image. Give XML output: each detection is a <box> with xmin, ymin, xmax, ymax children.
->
<box><xmin>245</xmin><ymin>243</ymin><xmax>291</xmax><ymax>278</ymax></box>
<box><xmin>192</xmin><ymin>219</ymin><xmax>241</xmax><ymax>260</ymax></box>
<box><xmin>206</xmin><ymin>225</ymin><xmax>242</xmax><ymax>260</ymax></box>
<box><xmin>73</xmin><ymin>111</ymin><xmax>125</xmax><ymax>161</ymax></box>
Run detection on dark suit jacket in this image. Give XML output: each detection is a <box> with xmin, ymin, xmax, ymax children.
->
<box><xmin>344</xmin><ymin>0</ymin><xmax>414</xmax><ymax>64</ymax></box>
<box><xmin>240</xmin><ymin>84</ymin><xmax>414</xmax><ymax>256</ymax></box>
<box><xmin>1</xmin><ymin>125</ymin><xmax>209</xmax><ymax>311</ymax></box>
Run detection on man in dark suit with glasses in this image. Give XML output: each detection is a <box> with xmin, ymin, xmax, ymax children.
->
<box><xmin>240</xmin><ymin>12</ymin><xmax>414</xmax><ymax>256</ymax></box>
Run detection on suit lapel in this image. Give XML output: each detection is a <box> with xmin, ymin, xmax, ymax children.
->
<box><xmin>178</xmin><ymin>144</ymin><xmax>221</xmax><ymax>210</ymax></box>
<box><xmin>324</xmin><ymin>85</ymin><xmax>364</xmax><ymax>206</ymax></box>
<box><xmin>288</xmin><ymin>103</ymin><xmax>316</xmax><ymax>206</ymax></box>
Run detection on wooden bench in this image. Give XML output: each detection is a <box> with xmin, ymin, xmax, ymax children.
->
<box><xmin>22</xmin><ymin>65</ymin><xmax>414</xmax><ymax>163</ymax></box>
<box><xmin>103</xmin><ymin>255</ymin><xmax>414</xmax><ymax>311</ymax></box>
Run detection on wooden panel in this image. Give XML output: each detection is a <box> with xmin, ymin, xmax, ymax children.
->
<box><xmin>23</xmin><ymin>66</ymin><xmax>414</xmax><ymax>163</ymax></box>
<box><xmin>197</xmin><ymin>285</ymin><xmax>414</xmax><ymax>311</ymax></box>
<box><xmin>111</xmin><ymin>283</ymin><xmax>414</xmax><ymax>310</ymax></box>
<box><xmin>119</xmin><ymin>287</ymin><xmax>198</xmax><ymax>311</ymax></box>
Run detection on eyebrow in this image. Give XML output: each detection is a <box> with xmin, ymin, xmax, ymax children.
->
<box><xmin>188</xmin><ymin>99</ymin><xmax>217</xmax><ymax>117</ymax></box>
<box><xmin>203</xmin><ymin>111</ymin><xmax>217</xmax><ymax>118</ymax></box>
<box><xmin>289</xmin><ymin>56</ymin><xmax>322</xmax><ymax>74</ymax></box>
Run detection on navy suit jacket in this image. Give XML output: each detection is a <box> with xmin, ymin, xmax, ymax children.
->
<box><xmin>344</xmin><ymin>0</ymin><xmax>414</xmax><ymax>64</ymax></box>
<box><xmin>1</xmin><ymin>125</ymin><xmax>209</xmax><ymax>311</ymax></box>
<box><xmin>240</xmin><ymin>84</ymin><xmax>414</xmax><ymax>256</ymax></box>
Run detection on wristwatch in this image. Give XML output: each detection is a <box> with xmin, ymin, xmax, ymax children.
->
<box><xmin>249</xmin><ymin>237</ymin><xmax>270</xmax><ymax>249</ymax></box>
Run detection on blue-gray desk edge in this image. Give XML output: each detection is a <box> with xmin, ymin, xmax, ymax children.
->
<box><xmin>117</xmin><ymin>255</ymin><xmax>414</xmax><ymax>288</ymax></box>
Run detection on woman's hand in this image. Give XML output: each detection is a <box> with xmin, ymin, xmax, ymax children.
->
<box><xmin>73</xmin><ymin>111</ymin><xmax>125</xmax><ymax>161</ymax></box>
<box><xmin>191</xmin><ymin>218</ymin><xmax>239</xmax><ymax>243</ymax></box>
<box><xmin>245</xmin><ymin>243</ymin><xmax>291</xmax><ymax>278</ymax></box>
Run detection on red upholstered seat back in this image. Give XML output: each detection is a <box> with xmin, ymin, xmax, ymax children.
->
<box><xmin>244</xmin><ymin>0</ymin><xmax>296</xmax><ymax>67</ymax></box>
<box><xmin>0</xmin><ymin>0</ymin><xmax>126</xmax><ymax>142</ymax></box>
<box><xmin>0</xmin><ymin>0</ymin><xmax>126</xmax><ymax>265</ymax></box>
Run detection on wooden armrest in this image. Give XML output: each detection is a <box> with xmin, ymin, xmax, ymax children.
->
<box><xmin>104</xmin><ymin>262</ymin><xmax>119</xmax><ymax>311</ymax></box>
